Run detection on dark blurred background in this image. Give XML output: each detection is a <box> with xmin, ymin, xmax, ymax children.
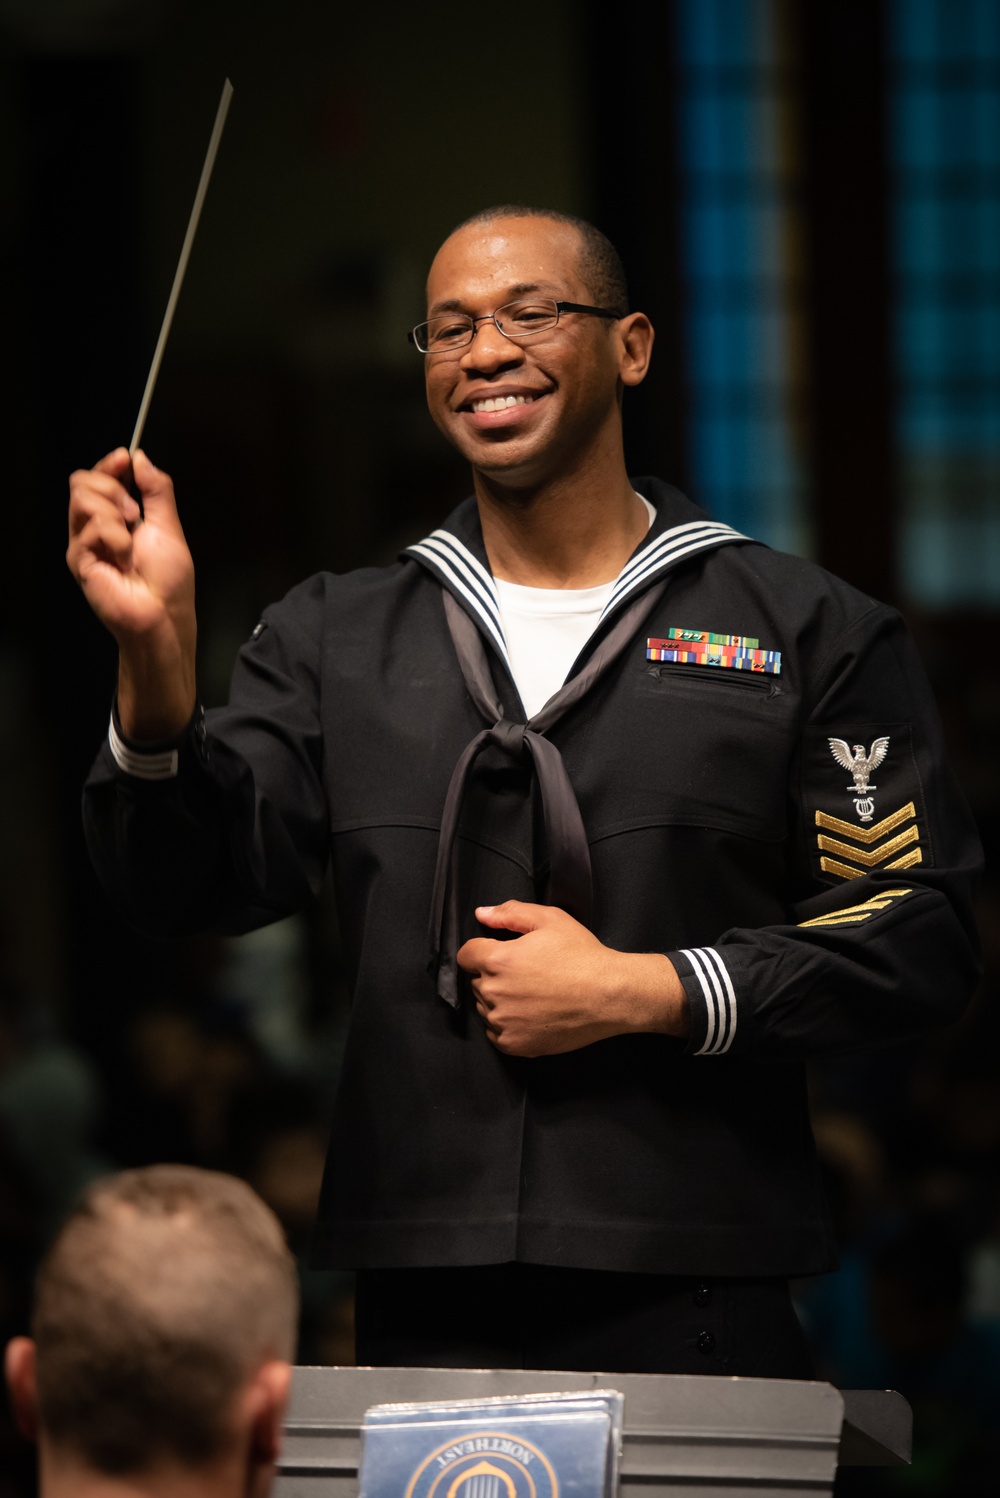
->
<box><xmin>0</xmin><ymin>1</ymin><xmax>998</xmax><ymax>1493</ymax></box>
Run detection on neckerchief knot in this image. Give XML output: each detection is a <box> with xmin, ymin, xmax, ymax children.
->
<box><xmin>488</xmin><ymin>718</ymin><xmax>529</xmax><ymax>761</ymax></box>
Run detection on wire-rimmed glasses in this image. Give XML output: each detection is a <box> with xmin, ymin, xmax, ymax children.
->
<box><xmin>408</xmin><ymin>297</ymin><xmax>624</xmax><ymax>354</ymax></box>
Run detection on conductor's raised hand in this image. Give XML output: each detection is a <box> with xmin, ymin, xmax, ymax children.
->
<box><xmin>456</xmin><ymin>901</ymin><xmax>690</xmax><ymax>1058</ymax></box>
<box><xmin>68</xmin><ymin>448</ymin><xmax>192</xmax><ymax>637</ymax></box>
<box><xmin>67</xmin><ymin>448</ymin><xmax>197</xmax><ymax>739</ymax></box>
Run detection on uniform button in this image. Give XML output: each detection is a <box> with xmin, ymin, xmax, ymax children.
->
<box><xmin>697</xmin><ymin>1330</ymin><xmax>716</xmax><ymax>1356</ymax></box>
<box><xmin>693</xmin><ymin>1283</ymin><xmax>711</xmax><ymax>1307</ymax></box>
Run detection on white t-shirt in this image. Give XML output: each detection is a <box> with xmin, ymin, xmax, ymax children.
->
<box><xmin>496</xmin><ymin>497</ymin><xmax>656</xmax><ymax>720</ymax></box>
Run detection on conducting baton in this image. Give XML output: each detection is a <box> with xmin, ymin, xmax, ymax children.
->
<box><xmin>127</xmin><ymin>78</ymin><xmax>234</xmax><ymax>509</ymax></box>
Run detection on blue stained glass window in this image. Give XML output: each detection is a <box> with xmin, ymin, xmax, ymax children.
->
<box><xmin>674</xmin><ymin>0</ymin><xmax>809</xmax><ymax>554</ymax></box>
<box><xmin>890</xmin><ymin>0</ymin><xmax>1000</xmax><ymax>606</ymax></box>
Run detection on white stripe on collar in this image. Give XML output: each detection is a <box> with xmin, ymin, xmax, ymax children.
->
<box><xmin>408</xmin><ymin>532</ymin><xmax>509</xmax><ymax>664</ymax></box>
<box><xmin>601</xmin><ymin>520</ymin><xmax>747</xmax><ymax>619</ymax></box>
<box><xmin>412</xmin><ymin>512</ymin><xmax>747</xmax><ymax>659</ymax></box>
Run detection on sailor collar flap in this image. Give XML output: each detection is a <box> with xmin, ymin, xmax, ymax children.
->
<box><xmin>402</xmin><ymin>479</ymin><xmax>751</xmax><ymax>672</ymax></box>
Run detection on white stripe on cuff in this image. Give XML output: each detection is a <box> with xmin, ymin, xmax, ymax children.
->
<box><xmin>680</xmin><ymin>947</ymin><xmax>737</xmax><ymax>1055</ymax></box>
<box><xmin>682</xmin><ymin>948</ymin><xmax>718</xmax><ymax>1053</ymax></box>
<box><xmin>108</xmin><ymin>715</ymin><xmax>179</xmax><ymax>781</ymax></box>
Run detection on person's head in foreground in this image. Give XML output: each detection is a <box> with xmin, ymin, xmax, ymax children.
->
<box><xmin>4</xmin><ymin>1164</ymin><xmax>299</xmax><ymax>1498</ymax></box>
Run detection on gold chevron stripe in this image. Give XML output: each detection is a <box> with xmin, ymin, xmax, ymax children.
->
<box><xmin>814</xmin><ymin>802</ymin><xmax>916</xmax><ymax>844</ymax></box>
<box><xmin>821</xmin><ymin>848</ymin><xmax>924</xmax><ymax>881</ymax></box>
<box><xmin>803</xmin><ymin>911</ymin><xmax>881</xmax><ymax>926</ymax></box>
<box><xmin>817</xmin><ymin>824</ymin><xmax>919</xmax><ymax>867</ymax></box>
<box><xmin>799</xmin><ymin>889</ymin><xmax>915</xmax><ymax>927</ymax></box>
<box><xmin>803</xmin><ymin>898</ymin><xmax>898</xmax><ymax>924</ymax></box>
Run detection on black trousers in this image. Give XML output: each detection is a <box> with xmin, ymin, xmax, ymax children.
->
<box><xmin>354</xmin><ymin>1263</ymin><xmax>815</xmax><ymax>1378</ymax></box>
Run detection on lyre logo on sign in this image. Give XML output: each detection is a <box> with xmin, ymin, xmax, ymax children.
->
<box><xmin>449</xmin><ymin>1460</ymin><xmax>515</xmax><ymax>1498</ymax></box>
<box><xmin>405</xmin><ymin>1433</ymin><xmax>558</xmax><ymax>1498</ymax></box>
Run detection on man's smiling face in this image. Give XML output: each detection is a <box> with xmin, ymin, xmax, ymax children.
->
<box><xmin>422</xmin><ymin>216</ymin><xmax>627</xmax><ymax>490</ymax></box>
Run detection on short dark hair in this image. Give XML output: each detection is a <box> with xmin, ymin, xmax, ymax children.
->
<box><xmin>450</xmin><ymin>205</ymin><xmax>630</xmax><ymax>314</ymax></box>
<box><xmin>31</xmin><ymin>1165</ymin><xmax>298</xmax><ymax>1475</ymax></box>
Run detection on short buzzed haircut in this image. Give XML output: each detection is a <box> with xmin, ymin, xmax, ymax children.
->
<box><xmin>31</xmin><ymin>1165</ymin><xmax>298</xmax><ymax>1474</ymax></box>
<box><xmin>452</xmin><ymin>205</ymin><xmax>630</xmax><ymax>314</ymax></box>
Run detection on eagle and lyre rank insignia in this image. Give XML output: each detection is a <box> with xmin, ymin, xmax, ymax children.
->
<box><xmin>646</xmin><ymin>627</ymin><xmax>781</xmax><ymax>675</ymax></box>
<box><xmin>804</xmin><ymin>723</ymin><xmax>926</xmax><ymax>884</ymax></box>
<box><xmin>828</xmin><ymin>735</ymin><xmax>890</xmax><ymax>821</ymax></box>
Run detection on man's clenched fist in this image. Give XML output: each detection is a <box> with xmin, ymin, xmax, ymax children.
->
<box><xmin>456</xmin><ymin>900</ymin><xmax>689</xmax><ymax>1057</ymax></box>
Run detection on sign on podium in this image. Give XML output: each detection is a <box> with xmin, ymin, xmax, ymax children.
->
<box><xmin>276</xmin><ymin>1367</ymin><xmax>911</xmax><ymax>1498</ymax></box>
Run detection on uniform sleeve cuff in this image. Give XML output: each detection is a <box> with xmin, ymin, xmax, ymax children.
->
<box><xmin>669</xmin><ymin>947</ymin><xmax>738</xmax><ymax>1056</ymax></box>
<box><xmin>108</xmin><ymin>700</ymin><xmax>203</xmax><ymax>781</ymax></box>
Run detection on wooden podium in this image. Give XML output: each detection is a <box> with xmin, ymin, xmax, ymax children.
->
<box><xmin>276</xmin><ymin>1367</ymin><xmax>911</xmax><ymax>1497</ymax></box>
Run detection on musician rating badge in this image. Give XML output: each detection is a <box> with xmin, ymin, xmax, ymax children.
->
<box><xmin>828</xmin><ymin>736</ymin><xmax>890</xmax><ymax>821</ymax></box>
<box><xmin>796</xmin><ymin>722</ymin><xmax>928</xmax><ymax>880</ymax></box>
<box><xmin>802</xmin><ymin>722</ymin><xmax>928</xmax><ymax>886</ymax></box>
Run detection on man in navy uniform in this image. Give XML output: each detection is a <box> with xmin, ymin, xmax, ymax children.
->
<box><xmin>67</xmin><ymin>207</ymin><xmax>981</xmax><ymax>1375</ymax></box>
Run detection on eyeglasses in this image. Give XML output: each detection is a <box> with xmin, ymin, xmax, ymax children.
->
<box><xmin>408</xmin><ymin>297</ymin><xmax>624</xmax><ymax>354</ymax></box>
